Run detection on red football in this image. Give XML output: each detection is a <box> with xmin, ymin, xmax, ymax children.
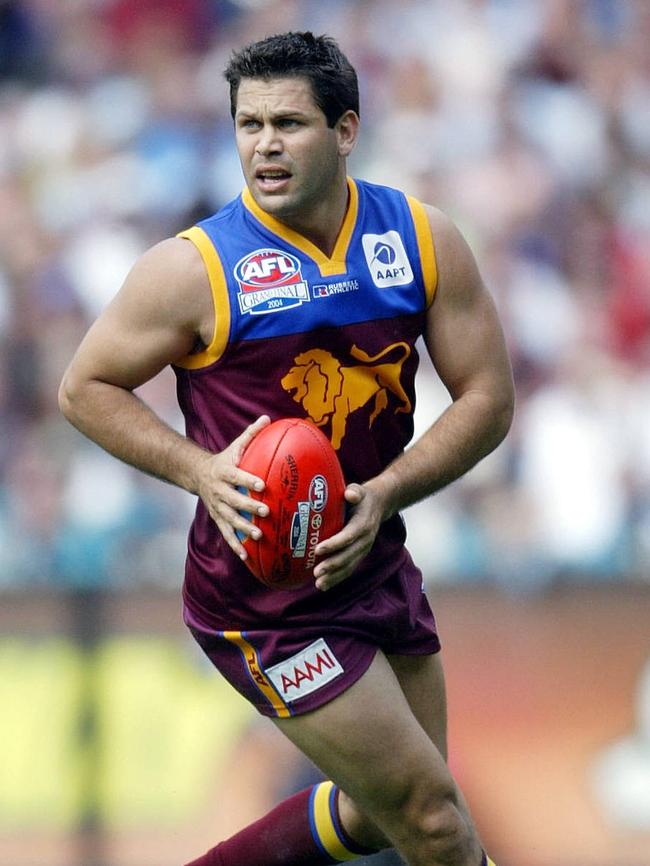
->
<box><xmin>237</xmin><ymin>418</ymin><xmax>346</xmax><ymax>590</ymax></box>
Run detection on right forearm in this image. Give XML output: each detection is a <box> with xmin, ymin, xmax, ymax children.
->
<box><xmin>59</xmin><ymin>377</ymin><xmax>210</xmax><ymax>494</ymax></box>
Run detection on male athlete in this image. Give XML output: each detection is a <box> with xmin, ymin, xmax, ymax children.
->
<box><xmin>59</xmin><ymin>32</ymin><xmax>514</xmax><ymax>866</ymax></box>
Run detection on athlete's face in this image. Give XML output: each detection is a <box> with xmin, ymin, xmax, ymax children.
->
<box><xmin>234</xmin><ymin>76</ymin><xmax>358</xmax><ymax>223</ymax></box>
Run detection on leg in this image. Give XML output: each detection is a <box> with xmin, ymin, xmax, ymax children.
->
<box><xmin>387</xmin><ymin>651</ymin><xmax>448</xmax><ymax>758</ymax></box>
<box><xmin>316</xmin><ymin>655</ymin><xmax>440</xmax><ymax>852</ymax></box>
<box><xmin>273</xmin><ymin>651</ymin><xmax>484</xmax><ymax>866</ymax></box>
<box><xmin>185</xmin><ymin>779</ymin><xmax>377</xmax><ymax>866</ymax></box>
<box><xmin>385</xmin><ymin>651</ymin><xmax>479</xmax><ymax>856</ymax></box>
<box><xmin>337</xmin><ymin>650</ymin><xmax>449</xmax><ymax>846</ymax></box>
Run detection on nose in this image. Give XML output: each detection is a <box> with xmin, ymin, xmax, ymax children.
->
<box><xmin>255</xmin><ymin>123</ymin><xmax>282</xmax><ymax>157</ymax></box>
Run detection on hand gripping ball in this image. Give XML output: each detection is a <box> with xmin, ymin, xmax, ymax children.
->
<box><xmin>238</xmin><ymin>418</ymin><xmax>346</xmax><ymax>590</ymax></box>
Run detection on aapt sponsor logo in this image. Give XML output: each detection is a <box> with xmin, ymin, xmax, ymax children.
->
<box><xmin>267</xmin><ymin>638</ymin><xmax>344</xmax><ymax>701</ymax></box>
<box><xmin>234</xmin><ymin>248</ymin><xmax>310</xmax><ymax>315</ymax></box>
<box><xmin>361</xmin><ymin>230</ymin><xmax>414</xmax><ymax>288</ymax></box>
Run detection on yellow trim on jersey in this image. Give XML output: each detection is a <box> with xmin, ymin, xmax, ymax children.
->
<box><xmin>406</xmin><ymin>196</ymin><xmax>438</xmax><ymax>308</ymax></box>
<box><xmin>222</xmin><ymin>631</ymin><xmax>291</xmax><ymax>718</ymax></box>
<box><xmin>174</xmin><ymin>226</ymin><xmax>230</xmax><ymax>369</ymax></box>
<box><xmin>241</xmin><ymin>177</ymin><xmax>359</xmax><ymax>277</ymax></box>
<box><xmin>312</xmin><ymin>781</ymin><xmax>359</xmax><ymax>861</ymax></box>
<box><xmin>487</xmin><ymin>858</ymin><xmax>497</xmax><ymax>866</ymax></box>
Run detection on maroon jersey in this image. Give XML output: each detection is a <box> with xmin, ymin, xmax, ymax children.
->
<box><xmin>174</xmin><ymin>178</ymin><xmax>437</xmax><ymax>631</ymax></box>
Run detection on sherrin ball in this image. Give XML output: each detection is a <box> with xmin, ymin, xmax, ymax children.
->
<box><xmin>237</xmin><ymin>418</ymin><xmax>346</xmax><ymax>590</ymax></box>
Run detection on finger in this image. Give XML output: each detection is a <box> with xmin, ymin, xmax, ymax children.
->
<box><xmin>314</xmin><ymin>537</ymin><xmax>371</xmax><ymax>588</ymax></box>
<box><xmin>226</xmin><ymin>481</ymin><xmax>269</xmax><ymax>514</ymax></box>
<box><xmin>215</xmin><ymin>497</ymin><xmax>268</xmax><ymax>539</ymax></box>
<box><xmin>217</xmin><ymin>517</ymin><xmax>251</xmax><ymax>561</ymax></box>
<box><xmin>314</xmin><ymin>501</ymin><xmax>367</xmax><ymax>556</ymax></box>
<box><xmin>344</xmin><ymin>483</ymin><xmax>365</xmax><ymax>504</ymax></box>
<box><xmin>215</xmin><ymin>460</ymin><xmax>265</xmax><ymax>495</ymax></box>
<box><xmin>234</xmin><ymin>414</ymin><xmax>271</xmax><ymax>457</ymax></box>
<box><xmin>314</xmin><ymin>542</ymin><xmax>361</xmax><ymax>579</ymax></box>
<box><xmin>315</xmin><ymin>570</ymin><xmax>349</xmax><ymax>592</ymax></box>
<box><xmin>313</xmin><ymin>484</ymin><xmax>366</xmax><ymax>555</ymax></box>
<box><xmin>216</xmin><ymin>506</ymin><xmax>263</xmax><ymax>557</ymax></box>
<box><xmin>314</xmin><ymin>556</ymin><xmax>358</xmax><ymax>591</ymax></box>
<box><xmin>314</xmin><ymin>523</ymin><xmax>356</xmax><ymax>558</ymax></box>
<box><xmin>240</xmin><ymin>473</ymin><xmax>266</xmax><ymax>494</ymax></box>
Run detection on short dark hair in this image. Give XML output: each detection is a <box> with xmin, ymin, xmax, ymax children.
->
<box><xmin>224</xmin><ymin>31</ymin><xmax>359</xmax><ymax>128</ymax></box>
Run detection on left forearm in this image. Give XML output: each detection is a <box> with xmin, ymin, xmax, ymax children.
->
<box><xmin>367</xmin><ymin>389</ymin><xmax>514</xmax><ymax>521</ymax></box>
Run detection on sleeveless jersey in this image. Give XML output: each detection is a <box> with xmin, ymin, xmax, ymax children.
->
<box><xmin>174</xmin><ymin>177</ymin><xmax>437</xmax><ymax>630</ymax></box>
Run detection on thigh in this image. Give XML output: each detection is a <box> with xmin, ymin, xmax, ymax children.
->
<box><xmin>386</xmin><ymin>651</ymin><xmax>448</xmax><ymax>759</ymax></box>
<box><xmin>272</xmin><ymin>650</ymin><xmax>455</xmax><ymax>821</ymax></box>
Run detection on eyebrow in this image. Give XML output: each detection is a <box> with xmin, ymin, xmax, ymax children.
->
<box><xmin>235</xmin><ymin>105</ymin><xmax>312</xmax><ymax>120</ymax></box>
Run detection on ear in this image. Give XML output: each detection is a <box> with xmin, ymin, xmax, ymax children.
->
<box><xmin>335</xmin><ymin>110</ymin><xmax>360</xmax><ymax>157</ymax></box>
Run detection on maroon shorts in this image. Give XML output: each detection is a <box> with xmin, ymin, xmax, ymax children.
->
<box><xmin>183</xmin><ymin>565</ymin><xmax>441</xmax><ymax>718</ymax></box>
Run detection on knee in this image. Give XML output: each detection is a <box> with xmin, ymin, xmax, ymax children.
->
<box><xmin>412</xmin><ymin>795</ymin><xmax>468</xmax><ymax>849</ymax></box>
<box><xmin>391</xmin><ymin>785</ymin><xmax>479</xmax><ymax>866</ymax></box>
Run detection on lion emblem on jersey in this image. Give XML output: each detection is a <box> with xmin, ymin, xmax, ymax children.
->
<box><xmin>281</xmin><ymin>342</ymin><xmax>412</xmax><ymax>450</ymax></box>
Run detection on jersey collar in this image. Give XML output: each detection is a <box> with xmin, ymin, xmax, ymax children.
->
<box><xmin>241</xmin><ymin>177</ymin><xmax>358</xmax><ymax>277</ymax></box>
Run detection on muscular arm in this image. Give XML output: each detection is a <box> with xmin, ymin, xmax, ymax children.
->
<box><xmin>59</xmin><ymin>238</ymin><xmax>212</xmax><ymax>489</ymax></box>
<box><xmin>314</xmin><ymin>207</ymin><xmax>514</xmax><ymax>589</ymax></box>
<box><xmin>368</xmin><ymin>206</ymin><xmax>514</xmax><ymax>517</ymax></box>
<box><xmin>59</xmin><ymin>237</ymin><xmax>269</xmax><ymax>559</ymax></box>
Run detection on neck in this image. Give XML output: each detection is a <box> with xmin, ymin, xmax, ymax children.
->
<box><xmin>246</xmin><ymin>172</ymin><xmax>351</xmax><ymax>258</ymax></box>
<box><xmin>281</xmin><ymin>175</ymin><xmax>350</xmax><ymax>257</ymax></box>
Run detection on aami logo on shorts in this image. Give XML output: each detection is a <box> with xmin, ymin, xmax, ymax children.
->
<box><xmin>361</xmin><ymin>231</ymin><xmax>414</xmax><ymax>288</ymax></box>
<box><xmin>266</xmin><ymin>638</ymin><xmax>344</xmax><ymax>701</ymax></box>
<box><xmin>234</xmin><ymin>248</ymin><xmax>310</xmax><ymax>315</ymax></box>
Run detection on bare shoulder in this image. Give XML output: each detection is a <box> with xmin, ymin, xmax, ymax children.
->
<box><xmin>62</xmin><ymin>235</ymin><xmax>214</xmax><ymax>391</ymax></box>
<box><xmin>417</xmin><ymin>204</ymin><xmax>513</xmax><ymax>404</ymax></box>
<box><xmin>420</xmin><ymin>204</ymin><xmax>483</xmax><ymax>303</ymax></box>
<box><xmin>119</xmin><ymin>236</ymin><xmax>211</xmax><ymax>331</ymax></box>
<box><xmin>129</xmin><ymin>235</ymin><xmax>207</xmax><ymax>286</ymax></box>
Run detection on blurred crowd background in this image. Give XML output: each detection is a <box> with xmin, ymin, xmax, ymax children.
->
<box><xmin>2</xmin><ymin>3</ymin><xmax>650</xmax><ymax>866</ymax></box>
<box><xmin>2</xmin><ymin>0</ymin><xmax>650</xmax><ymax>593</ymax></box>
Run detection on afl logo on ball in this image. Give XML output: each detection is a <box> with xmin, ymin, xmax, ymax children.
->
<box><xmin>235</xmin><ymin>248</ymin><xmax>310</xmax><ymax>315</ymax></box>
<box><xmin>308</xmin><ymin>475</ymin><xmax>328</xmax><ymax>512</ymax></box>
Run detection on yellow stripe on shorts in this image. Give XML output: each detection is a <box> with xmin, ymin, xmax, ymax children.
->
<box><xmin>221</xmin><ymin>631</ymin><xmax>291</xmax><ymax>718</ymax></box>
<box><xmin>311</xmin><ymin>781</ymin><xmax>358</xmax><ymax>861</ymax></box>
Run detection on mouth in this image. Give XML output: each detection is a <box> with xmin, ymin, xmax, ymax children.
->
<box><xmin>255</xmin><ymin>167</ymin><xmax>292</xmax><ymax>192</ymax></box>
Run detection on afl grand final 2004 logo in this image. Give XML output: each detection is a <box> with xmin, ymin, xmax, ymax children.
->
<box><xmin>234</xmin><ymin>248</ymin><xmax>310</xmax><ymax>315</ymax></box>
